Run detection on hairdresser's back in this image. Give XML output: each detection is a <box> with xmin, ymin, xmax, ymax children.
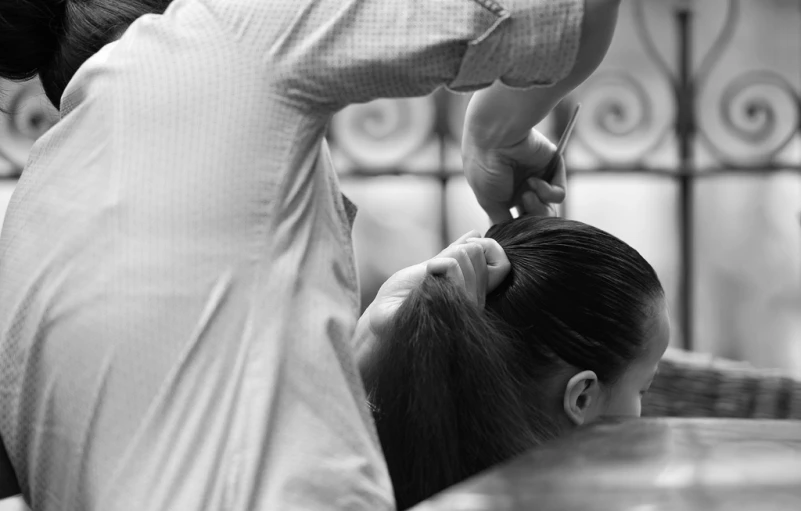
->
<box><xmin>0</xmin><ymin>2</ymin><xmax>392</xmax><ymax>509</ymax></box>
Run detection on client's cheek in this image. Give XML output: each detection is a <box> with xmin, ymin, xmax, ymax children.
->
<box><xmin>602</xmin><ymin>393</ymin><xmax>641</xmax><ymax>418</ymax></box>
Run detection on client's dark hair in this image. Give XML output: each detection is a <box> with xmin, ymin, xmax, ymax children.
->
<box><xmin>366</xmin><ymin>216</ymin><xmax>664</xmax><ymax>510</ymax></box>
<box><xmin>0</xmin><ymin>0</ymin><xmax>173</xmax><ymax>108</ymax></box>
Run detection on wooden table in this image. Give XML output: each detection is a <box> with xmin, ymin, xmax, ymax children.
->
<box><xmin>414</xmin><ymin>418</ymin><xmax>801</xmax><ymax>511</ymax></box>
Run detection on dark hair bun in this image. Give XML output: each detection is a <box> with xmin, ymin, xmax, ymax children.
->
<box><xmin>0</xmin><ymin>0</ymin><xmax>66</xmax><ymax>81</ymax></box>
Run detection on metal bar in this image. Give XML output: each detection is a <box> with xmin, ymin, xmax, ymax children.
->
<box><xmin>676</xmin><ymin>6</ymin><xmax>695</xmax><ymax>352</ymax></box>
<box><xmin>339</xmin><ymin>166</ymin><xmax>801</xmax><ymax>181</ymax></box>
<box><xmin>436</xmin><ymin>92</ymin><xmax>451</xmax><ymax>249</ymax></box>
<box><xmin>439</xmin><ymin>171</ymin><xmax>449</xmax><ymax>247</ymax></box>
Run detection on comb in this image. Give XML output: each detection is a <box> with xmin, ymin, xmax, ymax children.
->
<box><xmin>541</xmin><ymin>103</ymin><xmax>581</xmax><ymax>183</ymax></box>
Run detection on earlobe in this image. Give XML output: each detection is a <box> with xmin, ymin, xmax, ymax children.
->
<box><xmin>563</xmin><ymin>370</ymin><xmax>599</xmax><ymax>426</ymax></box>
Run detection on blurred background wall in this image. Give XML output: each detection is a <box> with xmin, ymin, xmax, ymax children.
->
<box><xmin>0</xmin><ymin>0</ymin><xmax>799</xmax><ymax>402</ymax></box>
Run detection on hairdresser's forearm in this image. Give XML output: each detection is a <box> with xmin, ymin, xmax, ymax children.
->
<box><xmin>464</xmin><ymin>0</ymin><xmax>622</xmax><ymax>147</ymax></box>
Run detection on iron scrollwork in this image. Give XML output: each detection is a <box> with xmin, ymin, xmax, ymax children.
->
<box><xmin>0</xmin><ymin>79</ymin><xmax>59</xmax><ymax>178</ymax></box>
<box><xmin>694</xmin><ymin>0</ymin><xmax>800</xmax><ymax>167</ymax></box>
<box><xmin>573</xmin><ymin>0</ymin><xmax>800</xmax><ymax>171</ymax></box>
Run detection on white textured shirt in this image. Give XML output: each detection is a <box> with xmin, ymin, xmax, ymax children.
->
<box><xmin>0</xmin><ymin>0</ymin><xmax>582</xmax><ymax>509</ymax></box>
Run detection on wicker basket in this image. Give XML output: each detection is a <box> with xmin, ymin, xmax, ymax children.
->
<box><xmin>642</xmin><ymin>348</ymin><xmax>801</xmax><ymax>420</ymax></box>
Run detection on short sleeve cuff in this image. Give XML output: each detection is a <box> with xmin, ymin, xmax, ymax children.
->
<box><xmin>448</xmin><ymin>0</ymin><xmax>584</xmax><ymax>92</ymax></box>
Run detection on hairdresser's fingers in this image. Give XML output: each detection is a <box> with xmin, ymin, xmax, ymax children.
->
<box><xmin>426</xmin><ymin>257</ymin><xmax>467</xmax><ymax>294</ymax></box>
<box><xmin>447</xmin><ymin>230</ymin><xmax>483</xmax><ymax>248</ymax></box>
<box><xmin>465</xmin><ymin>237</ymin><xmax>511</xmax><ymax>292</ymax></box>
<box><xmin>551</xmin><ymin>155</ymin><xmax>568</xmax><ymax>197</ymax></box>
<box><xmin>430</xmin><ymin>243</ymin><xmax>486</xmax><ymax>307</ymax></box>
<box><xmin>537</xmin><ymin>154</ymin><xmax>568</xmax><ymax>202</ymax></box>
<box><xmin>517</xmin><ymin>190</ymin><xmax>551</xmax><ymax>217</ymax></box>
<box><xmin>445</xmin><ymin>243</ymin><xmax>485</xmax><ymax>307</ymax></box>
<box><xmin>525</xmin><ymin>188</ymin><xmax>561</xmax><ymax>218</ymax></box>
<box><xmin>527</xmin><ymin>171</ymin><xmax>566</xmax><ymax>205</ymax></box>
<box><xmin>539</xmin><ymin>201</ymin><xmax>558</xmax><ymax>218</ymax></box>
<box><xmin>460</xmin><ymin>242</ymin><xmax>488</xmax><ymax>308</ymax></box>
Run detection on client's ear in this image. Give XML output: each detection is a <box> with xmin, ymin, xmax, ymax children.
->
<box><xmin>563</xmin><ymin>370</ymin><xmax>601</xmax><ymax>426</ymax></box>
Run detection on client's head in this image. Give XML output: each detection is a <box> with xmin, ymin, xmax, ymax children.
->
<box><xmin>364</xmin><ymin>216</ymin><xmax>669</xmax><ymax>510</ymax></box>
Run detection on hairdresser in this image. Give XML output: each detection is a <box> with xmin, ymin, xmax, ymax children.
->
<box><xmin>0</xmin><ymin>0</ymin><xmax>621</xmax><ymax>509</ymax></box>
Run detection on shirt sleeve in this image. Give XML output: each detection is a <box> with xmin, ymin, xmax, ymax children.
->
<box><xmin>208</xmin><ymin>0</ymin><xmax>584</xmax><ymax>108</ymax></box>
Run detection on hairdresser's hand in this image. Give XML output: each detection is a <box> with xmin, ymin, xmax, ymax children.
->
<box><xmin>425</xmin><ymin>230</ymin><xmax>511</xmax><ymax>308</ymax></box>
<box><xmin>463</xmin><ymin>126</ymin><xmax>566</xmax><ymax>224</ymax></box>
<box><xmin>355</xmin><ymin>231</ymin><xmax>510</xmax><ymax>379</ymax></box>
<box><xmin>361</xmin><ymin>231</ymin><xmax>510</xmax><ymax>342</ymax></box>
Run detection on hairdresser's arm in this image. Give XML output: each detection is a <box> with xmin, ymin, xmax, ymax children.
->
<box><xmin>466</xmin><ymin>0</ymin><xmax>621</xmax><ymax>147</ymax></box>
<box><xmin>463</xmin><ymin>0</ymin><xmax>622</xmax><ymax>223</ymax></box>
<box><xmin>218</xmin><ymin>0</ymin><xmax>586</xmax><ymax>108</ymax></box>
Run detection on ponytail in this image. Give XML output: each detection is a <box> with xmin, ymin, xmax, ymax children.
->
<box><xmin>366</xmin><ymin>275</ymin><xmax>555</xmax><ymax>510</ymax></box>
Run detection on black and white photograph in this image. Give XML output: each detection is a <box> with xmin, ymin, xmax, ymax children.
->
<box><xmin>0</xmin><ymin>0</ymin><xmax>799</xmax><ymax>509</ymax></box>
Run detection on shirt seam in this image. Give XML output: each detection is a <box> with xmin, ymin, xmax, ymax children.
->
<box><xmin>469</xmin><ymin>0</ymin><xmax>511</xmax><ymax>45</ymax></box>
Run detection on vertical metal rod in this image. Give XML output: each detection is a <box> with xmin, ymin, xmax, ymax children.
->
<box><xmin>676</xmin><ymin>7</ymin><xmax>695</xmax><ymax>351</ymax></box>
<box><xmin>437</xmin><ymin>91</ymin><xmax>451</xmax><ymax>249</ymax></box>
<box><xmin>439</xmin><ymin>172</ymin><xmax>449</xmax><ymax>248</ymax></box>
